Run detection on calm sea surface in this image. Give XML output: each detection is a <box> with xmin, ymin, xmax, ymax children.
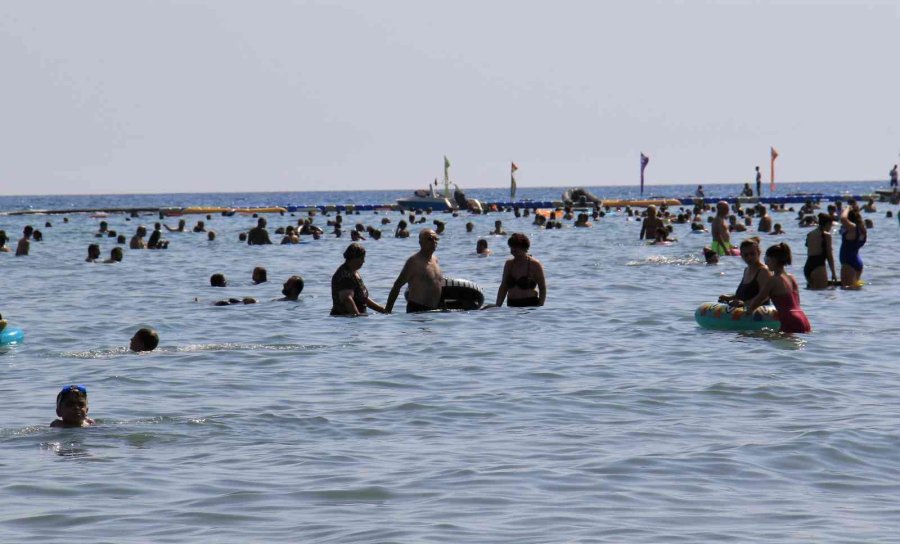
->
<box><xmin>2</xmin><ymin>182</ymin><xmax>900</xmax><ymax>543</ymax></box>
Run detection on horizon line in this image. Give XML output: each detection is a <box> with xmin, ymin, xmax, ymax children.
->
<box><xmin>0</xmin><ymin>179</ymin><xmax>885</xmax><ymax>198</ymax></box>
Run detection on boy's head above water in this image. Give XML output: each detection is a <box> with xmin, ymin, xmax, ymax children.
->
<box><xmin>130</xmin><ymin>327</ymin><xmax>159</xmax><ymax>352</ymax></box>
<box><xmin>53</xmin><ymin>385</ymin><xmax>91</xmax><ymax>427</ymax></box>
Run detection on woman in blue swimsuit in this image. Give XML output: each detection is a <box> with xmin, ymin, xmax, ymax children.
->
<box><xmin>839</xmin><ymin>206</ymin><xmax>867</xmax><ymax>289</ymax></box>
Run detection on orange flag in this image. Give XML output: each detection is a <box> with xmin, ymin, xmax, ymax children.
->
<box><xmin>770</xmin><ymin>147</ymin><xmax>779</xmax><ymax>191</ymax></box>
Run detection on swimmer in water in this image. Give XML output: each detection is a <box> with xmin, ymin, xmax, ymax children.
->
<box><xmin>839</xmin><ymin>205</ymin><xmax>867</xmax><ymax>289</ymax></box>
<box><xmin>639</xmin><ymin>205</ymin><xmax>664</xmax><ymax>241</ymax></box>
<box><xmin>476</xmin><ymin>238</ymin><xmax>492</xmax><ymax>255</ymax></box>
<box><xmin>210</xmin><ymin>273</ymin><xmax>227</xmax><ymax>287</ymax></box>
<box><xmin>104</xmin><ymin>247</ymin><xmax>123</xmax><ymax>263</ymax></box>
<box><xmin>490</xmin><ymin>220</ymin><xmax>507</xmax><ymax>235</ymax></box>
<box><xmin>331</xmin><ymin>243</ymin><xmax>386</xmax><ymax>316</ymax></box>
<box><xmin>252</xmin><ymin>267</ymin><xmax>267</xmax><ymax>284</ymax></box>
<box><xmin>495</xmin><ymin>233</ymin><xmax>546</xmax><ymax>308</ymax></box>
<box><xmin>247</xmin><ymin>217</ymin><xmax>272</xmax><ymax>245</ymax></box>
<box><xmin>50</xmin><ymin>385</ymin><xmax>95</xmax><ymax>428</ymax></box>
<box><xmin>711</xmin><ymin>201</ymin><xmax>733</xmax><ymax>255</ymax></box>
<box><xmin>719</xmin><ymin>237</ymin><xmax>772</xmax><ymax>307</ymax></box>
<box><xmin>130</xmin><ymin>327</ymin><xmax>159</xmax><ymax>352</ymax></box>
<box><xmin>804</xmin><ymin>214</ymin><xmax>837</xmax><ymax>289</ymax></box>
<box><xmin>771</xmin><ymin>223</ymin><xmax>785</xmax><ymax>235</ymax></box>
<box><xmin>703</xmin><ymin>247</ymin><xmax>719</xmax><ymax>264</ymax></box>
<box><xmin>279</xmin><ymin>275</ymin><xmax>305</xmax><ymax>301</ymax></box>
<box><xmin>0</xmin><ymin>230</ymin><xmax>10</xmax><ymax>252</ymax></box>
<box><xmin>746</xmin><ymin>243</ymin><xmax>811</xmax><ymax>333</ymax></box>
<box><xmin>86</xmin><ymin>244</ymin><xmax>101</xmax><ymax>262</ymax></box>
<box><xmin>757</xmin><ymin>206</ymin><xmax>772</xmax><ymax>233</ymax></box>
<box><xmin>130</xmin><ymin>226</ymin><xmax>147</xmax><ymax>249</ymax></box>
<box><xmin>16</xmin><ymin>225</ymin><xmax>32</xmax><ymax>256</ymax></box>
<box><xmin>165</xmin><ymin>219</ymin><xmax>187</xmax><ymax>232</ymax></box>
<box><xmin>385</xmin><ymin>229</ymin><xmax>443</xmax><ymax>313</ymax></box>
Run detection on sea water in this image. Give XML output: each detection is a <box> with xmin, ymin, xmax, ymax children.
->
<box><xmin>2</xmin><ymin>182</ymin><xmax>900</xmax><ymax>542</ymax></box>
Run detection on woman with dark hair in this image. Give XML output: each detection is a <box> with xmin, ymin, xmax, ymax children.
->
<box><xmin>746</xmin><ymin>243</ymin><xmax>811</xmax><ymax>333</ymax></box>
<box><xmin>839</xmin><ymin>205</ymin><xmax>867</xmax><ymax>289</ymax></box>
<box><xmin>495</xmin><ymin>233</ymin><xmax>546</xmax><ymax>308</ymax></box>
<box><xmin>330</xmin><ymin>243</ymin><xmax>386</xmax><ymax>316</ymax></box>
<box><xmin>804</xmin><ymin>213</ymin><xmax>837</xmax><ymax>289</ymax></box>
<box><xmin>718</xmin><ymin>237</ymin><xmax>771</xmax><ymax>307</ymax></box>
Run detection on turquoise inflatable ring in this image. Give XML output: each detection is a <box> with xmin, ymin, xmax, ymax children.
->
<box><xmin>0</xmin><ymin>327</ymin><xmax>25</xmax><ymax>346</ymax></box>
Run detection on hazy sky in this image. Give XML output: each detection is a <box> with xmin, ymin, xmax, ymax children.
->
<box><xmin>1</xmin><ymin>0</ymin><xmax>898</xmax><ymax>195</ymax></box>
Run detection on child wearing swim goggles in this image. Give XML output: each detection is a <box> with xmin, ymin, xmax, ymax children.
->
<box><xmin>51</xmin><ymin>385</ymin><xmax>95</xmax><ymax>428</ymax></box>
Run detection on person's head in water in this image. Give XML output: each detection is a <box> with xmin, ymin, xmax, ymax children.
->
<box><xmin>210</xmin><ymin>273</ymin><xmax>227</xmax><ymax>287</ymax></box>
<box><xmin>23</xmin><ymin>225</ymin><xmax>33</xmax><ymax>239</ymax></box>
<box><xmin>86</xmin><ymin>244</ymin><xmax>101</xmax><ymax>261</ymax></box>
<box><xmin>252</xmin><ymin>267</ymin><xmax>267</xmax><ymax>284</ymax></box>
<box><xmin>257</xmin><ymin>217</ymin><xmax>267</xmax><ymax>228</ymax></box>
<box><xmin>466</xmin><ymin>222</ymin><xmax>474</xmax><ymax>233</ymax></box>
<box><xmin>108</xmin><ymin>247</ymin><xmax>124</xmax><ymax>262</ymax></box>
<box><xmin>54</xmin><ymin>385</ymin><xmax>91</xmax><ymax>427</ymax></box>
<box><xmin>281</xmin><ymin>275</ymin><xmax>305</xmax><ymax>300</ymax></box>
<box><xmin>703</xmin><ymin>247</ymin><xmax>719</xmax><ymax>264</ymax></box>
<box><xmin>208</xmin><ymin>230</ymin><xmax>216</xmax><ymax>241</ymax></box>
<box><xmin>0</xmin><ymin>230</ymin><xmax>7</xmax><ymax>249</ymax></box>
<box><xmin>476</xmin><ymin>238</ymin><xmax>490</xmax><ymax>255</ymax></box>
<box><xmin>117</xmin><ymin>234</ymin><xmax>126</xmax><ymax>244</ymax></box>
<box><xmin>765</xmin><ymin>242</ymin><xmax>792</xmax><ymax>269</ymax></box>
<box><xmin>130</xmin><ymin>327</ymin><xmax>159</xmax><ymax>352</ymax></box>
<box><xmin>238</xmin><ymin>232</ymin><xmax>247</xmax><ymax>242</ymax></box>
<box><xmin>418</xmin><ymin>228</ymin><xmax>439</xmax><ymax>251</ymax></box>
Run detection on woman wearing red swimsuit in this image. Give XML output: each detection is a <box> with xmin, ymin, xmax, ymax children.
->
<box><xmin>746</xmin><ymin>242</ymin><xmax>811</xmax><ymax>333</ymax></box>
<box><xmin>495</xmin><ymin>233</ymin><xmax>547</xmax><ymax>308</ymax></box>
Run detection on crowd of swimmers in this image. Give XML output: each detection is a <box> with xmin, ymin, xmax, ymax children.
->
<box><xmin>2</xmin><ymin>190</ymin><xmax>894</xmax><ymax>426</ymax></box>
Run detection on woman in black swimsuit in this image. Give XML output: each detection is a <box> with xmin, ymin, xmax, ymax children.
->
<box><xmin>804</xmin><ymin>213</ymin><xmax>837</xmax><ymax>289</ymax></box>
<box><xmin>495</xmin><ymin>233</ymin><xmax>547</xmax><ymax>308</ymax></box>
<box><xmin>718</xmin><ymin>237</ymin><xmax>772</xmax><ymax>307</ymax></box>
<box><xmin>330</xmin><ymin>243</ymin><xmax>387</xmax><ymax>316</ymax></box>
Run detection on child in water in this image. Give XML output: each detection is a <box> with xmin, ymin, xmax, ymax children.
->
<box><xmin>50</xmin><ymin>385</ymin><xmax>95</xmax><ymax>428</ymax></box>
<box><xmin>130</xmin><ymin>327</ymin><xmax>159</xmax><ymax>352</ymax></box>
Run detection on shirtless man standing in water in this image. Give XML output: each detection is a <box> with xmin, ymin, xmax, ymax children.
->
<box><xmin>385</xmin><ymin>228</ymin><xmax>443</xmax><ymax>313</ymax></box>
<box><xmin>711</xmin><ymin>201</ymin><xmax>733</xmax><ymax>255</ymax></box>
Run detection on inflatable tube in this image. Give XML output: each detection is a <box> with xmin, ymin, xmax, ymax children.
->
<box><xmin>182</xmin><ymin>207</ymin><xmax>230</xmax><ymax>214</ymax></box>
<box><xmin>0</xmin><ymin>327</ymin><xmax>25</xmax><ymax>346</ymax></box>
<box><xmin>441</xmin><ymin>278</ymin><xmax>485</xmax><ymax>310</ymax></box>
<box><xmin>602</xmin><ymin>199</ymin><xmax>682</xmax><ymax>208</ymax></box>
<box><xmin>403</xmin><ymin>277</ymin><xmax>485</xmax><ymax>310</ymax></box>
<box><xmin>235</xmin><ymin>207</ymin><xmax>287</xmax><ymax>214</ymax></box>
<box><xmin>695</xmin><ymin>302</ymin><xmax>780</xmax><ymax>331</ymax></box>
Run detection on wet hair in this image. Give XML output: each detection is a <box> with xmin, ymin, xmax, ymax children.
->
<box><xmin>110</xmin><ymin>247</ymin><xmax>124</xmax><ymax>261</ymax></box>
<box><xmin>238</xmin><ymin>232</ymin><xmax>247</xmax><ymax>241</ymax></box>
<box><xmin>282</xmin><ymin>275</ymin><xmax>305</xmax><ymax>296</ymax></box>
<box><xmin>210</xmin><ymin>273</ymin><xmax>227</xmax><ymax>287</ymax></box>
<box><xmin>87</xmin><ymin>243</ymin><xmax>101</xmax><ymax>258</ymax></box>
<box><xmin>343</xmin><ymin>242</ymin><xmax>366</xmax><ymax>260</ymax></box>
<box><xmin>23</xmin><ymin>225</ymin><xmax>34</xmax><ymax>236</ymax></box>
<box><xmin>116</xmin><ymin>234</ymin><xmax>126</xmax><ymax>244</ymax></box>
<box><xmin>208</xmin><ymin>230</ymin><xmax>216</xmax><ymax>241</ymax></box>
<box><xmin>252</xmin><ymin>267</ymin><xmax>267</xmax><ymax>284</ymax></box>
<box><xmin>133</xmin><ymin>327</ymin><xmax>159</xmax><ymax>352</ymax></box>
<box><xmin>0</xmin><ymin>230</ymin><xmax>7</xmax><ymax>246</ymax></box>
<box><xmin>765</xmin><ymin>242</ymin><xmax>792</xmax><ymax>266</ymax></box>
<box><xmin>507</xmin><ymin>232</ymin><xmax>530</xmax><ymax>250</ymax></box>
<box><xmin>817</xmin><ymin>213</ymin><xmax>833</xmax><ymax>228</ymax></box>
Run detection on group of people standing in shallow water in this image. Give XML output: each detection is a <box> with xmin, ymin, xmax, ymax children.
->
<box><xmin>4</xmin><ymin>191</ymin><xmax>891</xmax><ymax>426</ymax></box>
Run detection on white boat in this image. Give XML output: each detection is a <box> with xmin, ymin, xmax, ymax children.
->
<box><xmin>396</xmin><ymin>158</ymin><xmax>461</xmax><ymax>212</ymax></box>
